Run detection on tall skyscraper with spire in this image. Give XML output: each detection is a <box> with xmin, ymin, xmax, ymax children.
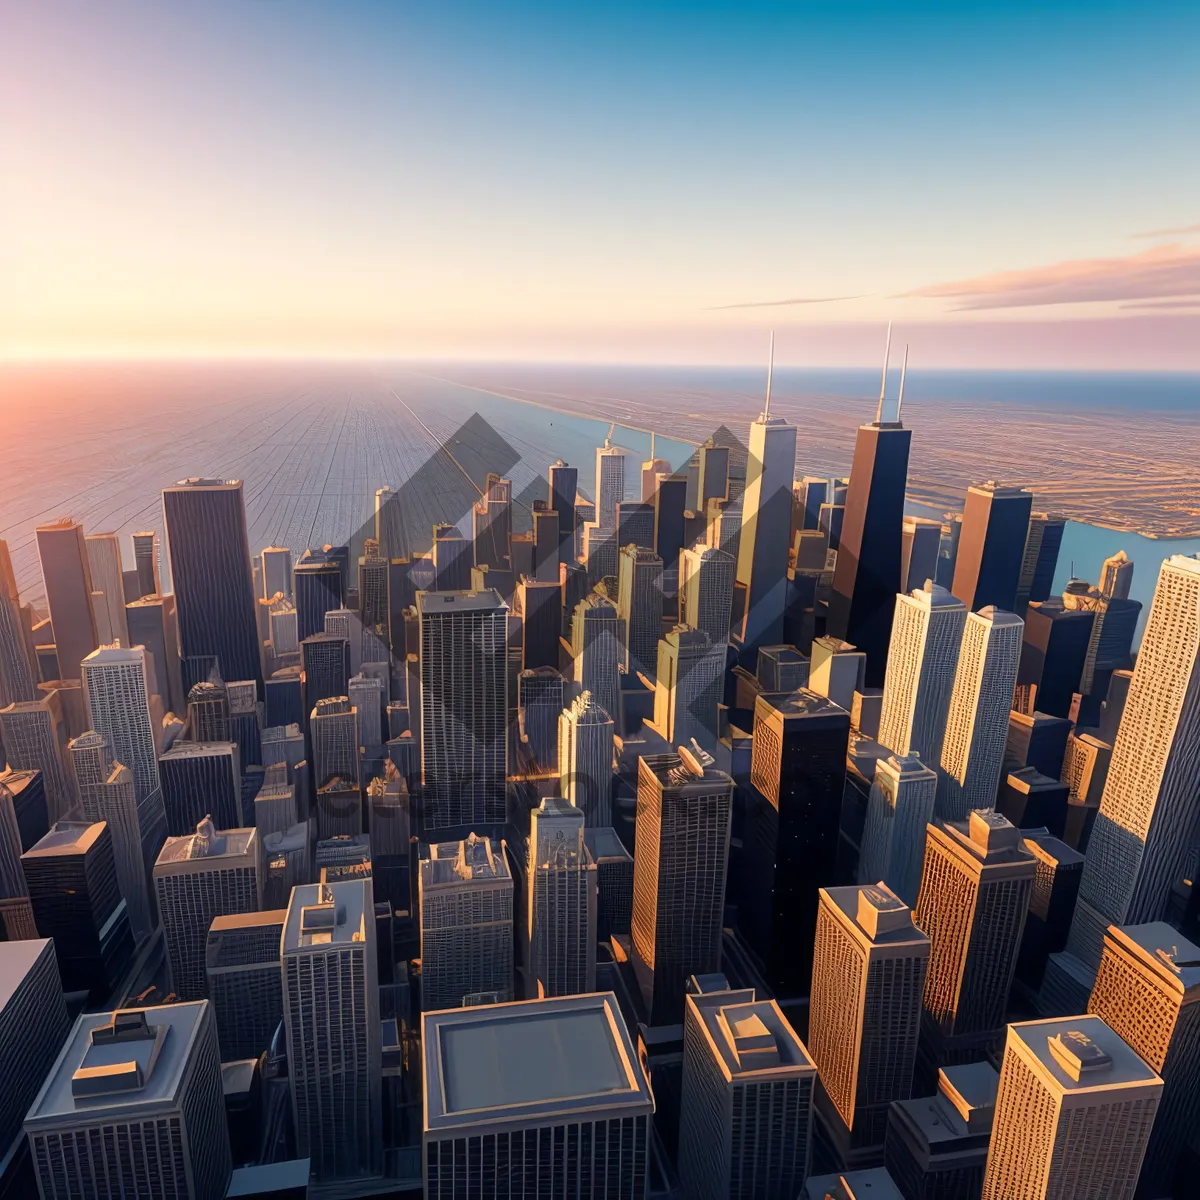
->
<box><xmin>734</xmin><ymin>334</ymin><xmax>797</xmax><ymax>664</ymax></box>
<box><xmin>829</xmin><ymin>332</ymin><xmax>913</xmax><ymax>686</ymax></box>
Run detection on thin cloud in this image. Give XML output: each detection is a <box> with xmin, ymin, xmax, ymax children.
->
<box><xmin>1120</xmin><ymin>298</ymin><xmax>1200</xmax><ymax>311</ymax></box>
<box><xmin>706</xmin><ymin>294</ymin><xmax>864</xmax><ymax>311</ymax></box>
<box><xmin>1132</xmin><ymin>223</ymin><xmax>1200</xmax><ymax>239</ymax></box>
<box><xmin>903</xmin><ymin>243</ymin><xmax>1200</xmax><ymax>311</ymax></box>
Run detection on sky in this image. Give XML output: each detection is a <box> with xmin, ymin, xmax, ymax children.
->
<box><xmin>2</xmin><ymin>0</ymin><xmax>1198</xmax><ymax>367</ymax></box>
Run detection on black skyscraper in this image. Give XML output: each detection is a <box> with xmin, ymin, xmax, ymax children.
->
<box><xmin>740</xmin><ymin>689</ymin><xmax>850</xmax><ymax>1000</ymax></box>
<box><xmin>162</xmin><ymin>479</ymin><xmax>263</xmax><ymax>692</ymax></box>
<box><xmin>293</xmin><ymin>553</ymin><xmax>343</xmax><ymax>641</ymax></box>
<box><xmin>951</xmin><ymin>482</ymin><xmax>1033</xmax><ymax>614</ymax></box>
<box><xmin>1018</xmin><ymin>600</ymin><xmax>1094</xmax><ymax>719</ymax></box>
<box><xmin>828</xmin><ymin>417</ymin><xmax>911</xmax><ymax>688</ymax></box>
<box><xmin>300</xmin><ymin>634</ymin><xmax>350</xmax><ymax>713</ymax></box>
<box><xmin>548</xmin><ymin>461</ymin><xmax>578</xmax><ymax>564</ymax></box>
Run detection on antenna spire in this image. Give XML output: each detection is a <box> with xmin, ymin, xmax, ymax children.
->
<box><xmin>764</xmin><ymin>330</ymin><xmax>775</xmax><ymax>417</ymax></box>
<box><xmin>896</xmin><ymin>344</ymin><xmax>909</xmax><ymax>424</ymax></box>
<box><xmin>876</xmin><ymin>321</ymin><xmax>892</xmax><ymax>424</ymax></box>
<box><xmin>650</xmin><ymin>430</ymin><xmax>655</xmax><ymax>459</ymax></box>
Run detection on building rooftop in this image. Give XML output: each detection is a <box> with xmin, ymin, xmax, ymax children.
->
<box><xmin>756</xmin><ymin>688</ymin><xmax>850</xmax><ymax>722</ymax></box>
<box><xmin>423</xmin><ymin>992</ymin><xmax>651</xmax><ymax>1132</ymax></box>
<box><xmin>422</xmin><ymin>834</ymin><xmax>510</xmax><ymax>887</ymax></box>
<box><xmin>939</xmin><ymin>810</ymin><xmax>1034</xmax><ymax>868</ymax></box>
<box><xmin>1007</xmin><ymin>1016</ymin><xmax>1163</xmax><ymax>1095</ymax></box>
<box><xmin>1105</xmin><ymin>922</ymin><xmax>1200</xmax><ymax>1000</ymax></box>
<box><xmin>417</xmin><ymin>589</ymin><xmax>506</xmax><ymax>616</ymax></box>
<box><xmin>639</xmin><ymin>749</ymin><xmax>732</xmax><ymax>791</ymax></box>
<box><xmin>263</xmin><ymin>822</ymin><xmax>309</xmax><ymax>855</ymax></box>
<box><xmin>687</xmin><ymin>989</ymin><xmax>815</xmax><ymax>1083</ymax></box>
<box><xmin>159</xmin><ymin>740</ymin><xmax>237</xmax><ymax>761</ymax></box>
<box><xmin>283</xmin><ymin>880</ymin><xmax>370</xmax><ymax>952</ymax></box>
<box><xmin>24</xmin><ymin>820</ymin><xmax>105</xmax><ymax>859</ymax></box>
<box><xmin>0</xmin><ymin>939</ymin><xmax>54</xmax><ymax>1014</ymax></box>
<box><xmin>81</xmin><ymin>645</ymin><xmax>144</xmax><ymax>668</ymax></box>
<box><xmin>822</xmin><ymin>883</ymin><xmax>930</xmax><ymax>948</ymax></box>
<box><xmin>584</xmin><ymin>826</ymin><xmax>633</xmax><ymax>863</ymax></box>
<box><xmin>168</xmin><ymin>478</ymin><xmax>241</xmax><ymax>490</ymax></box>
<box><xmin>26</xmin><ymin>1004</ymin><xmax>210</xmax><ymax>1123</ymax></box>
<box><xmin>155</xmin><ymin>819</ymin><xmax>256</xmax><ymax>868</ymax></box>
<box><xmin>804</xmin><ymin>1169</ymin><xmax>904</xmax><ymax>1200</ymax></box>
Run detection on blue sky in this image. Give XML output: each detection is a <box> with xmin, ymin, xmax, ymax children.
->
<box><xmin>2</xmin><ymin>0</ymin><xmax>1197</xmax><ymax>364</ymax></box>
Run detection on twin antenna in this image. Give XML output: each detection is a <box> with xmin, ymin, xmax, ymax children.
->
<box><xmin>763</xmin><ymin>329</ymin><xmax>775</xmax><ymax>417</ymax></box>
<box><xmin>875</xmin><ymin>321</ymin><xmax>909</xmax><ymax>425</ymax></box>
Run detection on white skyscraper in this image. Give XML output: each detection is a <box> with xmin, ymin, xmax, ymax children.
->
<box><xmin>857</xmin><ymin>753</ymin><xmax>938</xmax><ymax>907</ymax></box>
<box><xmin>878</xmin><ymin>584</ymin><xmax>967</xmax><ymax>766</ymax></box>
<box><xmin>0</xmin><ymin>694</ymin><xmax>73</xmax><ymax>822</ymax></box>
<box><xmin>81</xmin><ymin>644</ymin><xmax>162</xmax><ymax>807</ymax></box>
<box><xmin>84</xmin><ymin>532</ymin><xmax>131</xmax><ymax>651</ymax></box>
<box><xmin>558</xmin><ymin>689</ymin><xmax>615</xmax><ymax>826</ymax></box>
<box><xmin>938</xmin><ymin>607</ymin><xmax>1023</xmax><ymax>819</ymax></box>
<box><xmin>652</xmin><ymin>627</ymin><xmax>725</xmax><ymax>750</ymax></box>
<box><xmin>284</xmin><ymin>879</ymin><xmax>382</xmax><ymax>1182</ymax></box>
<box><xmin>596</xmin><ymin>440</ymin><xmax>627</xmax><ymax>532</ymax></box>
<box><xmin>1058</xmin><ymin>554</ymin><xmax>1200</xmax><ymax>981</ymax></box>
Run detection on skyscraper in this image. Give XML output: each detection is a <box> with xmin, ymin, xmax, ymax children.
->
<box><xmin>293</xmin><ymin>551</ymin><xmax>343</xmax><ymax>641</ymax></box>
<box><xmin>432</xmin><ymin>523</ymin><xmax>472</xmax><ymax>591</ymax></box>
<box><xmin>283</xmin><ymin>879</ymin><xmax>382</xmax><ymax>1181</ymax></box>
<box><xmin>1017</xmin><ymin>599</ymin><xmax>1093</xmax><ymax>718</ymax></box>
<box><xmin>586</xmin><ymin>825</ymin><xmax>634</xmax><ymax>942</ymax></box>
<box><xmin>132</xmin><ymin>529</ymin><xmax>162</xmax><ymax>598</ymax></box>
<box><xmin>35</xmin><ymin>518</ymin><xmax>98</xmax><ymax>681</ymax></box>
<box><xmin>1060</xmin><ymin>555</ymin><xmax>1200</xmax><ymax>984</ymax></box>
<box><xmin>617</xmin><ymin>544</ymin><xmax>664</xmax><ymax>678</ymax></box>
<box><xmin>528</xmin><ymin>796</ymin><xmax>597</xmax><ymax>998</ymax></box>
<box><xmin>515</xmin><ymin>576</ymin><xmax>561</xmax><ymax>671</ymax></box>
<box><xmin>23</xmin><ymin>819</ymin><xmax>133</xmax><ymax>999</ymax></box>
<box><xmin>632</xmin><ymin>750</ymin><xmax>733</xmax><ymax>1025</ymax></box>
<box><xmin>548</xmin><ymin>459</ymin><xmax>579</xmax><ymax>564</ymax></box>
<box><xmin>735</xmin><ymin>382</ymin><xmax>797</xmax><ymax>662</ymax></box>
<box><xmin>915</xmin><ymin>811</ymin><xmax>1034</xmax><ymax>1070</ymax></box>
<box><xmin>571</xmin><ymin>592</ymin><xmax>623</xmax><ymax>725</ymax></box>
<box><xmin>652</xmin><ymin>626</ymin><xmax>724</xmax><ymax>749</ymax></box>
<box><xmin>154</xmin><ymin>818</ymin><xmax>260</xmax><ymax>1000</ymax></box>
<box><xmin>679</xmin><ymin>543</ymin><xmax>735</xmax><ymax>647</ymax></box>
<box><xmin>1086</xmin><ymin>922</ymin><xmax>1200</xmax><ymax>1198</ymax></box>
<box><xmin>653</xmin><ymin>472</ymin><xmax>688</xmax><ymax>590</ymax></box>
<box><xmin>981</xmin><ymin>1016</ymin><xmax>1161</xmax><ymax>1200</ymax></box>
<box><xmin>300</xmin><ymin>632</ymin><xmax>349</xmax><ymax>711</ymax></box>
<box><xmin>596</xmin><ymin>439</ymin><xmax>627</xmax><ymax>533</ymax></box>
<box><xmin>24</xmin><ymin>1003</ymin><xmax>231</xmax><ymax>1200</ymax></box>
<box><xmin>84</xmin><ymin>531</ymin><xmax>131</xmax><ymax>651</ymax></box>
<box><xmin>938</xmin><ymin>606</ymin><xmax>1023</xmax><ymax>820</ymax></box>
<box><xmin>162</xmin><ymin>479</ymin><xmax>262</xmax><ymax>690</ymax></box>
<box><xmin>206</xmin><ymin>908</ymin><xmax>287</xmax><ymax>1063</ymax></box>
<box><xmin>559</xmin><ymin>689</ymin><xmax>615</xmax><ymax>825</ymax></box>
<box><xmin>857</xmin><ymin>753</ymin><xmax>938</xmax><ymax>908</ymax></box>
<box><xmin>678</xmin><ymin>979</ymin><xmax>817</xmax><ymax>1200</ymax></box>
<box><xmin>311</xmin><ymin>695</ymin><xmax>361</xmax><ymax>783</ymax></box>
<box><xmin>0</xmin><ymin>695</ymin><xmax>72</xmax><ymax>821</ymax></box>
<box><xmin>951</xmin><ymin>482</ymin><xmax>1033</xmax><ymax>614</ymax></box>
<box><xmin>829</xmin><ymin>351</ymin><xmax>913</xmax><ymax>687</ymax></box>
<box><xmin>1100</xmin><ymin>549</ymin><xmax>1134</xmax><ymax>600</ymax></box>
<box><xmin>81</xmin><ymin>643</ymin><xmax>161</xmax><ymax>806</ymax></box>
<box><xmin>417</xmin><ymin>589</ymin><xmax>508</xmax><ymax>830</ymax></box>
<box><xmin>473</xmin><ymin>473</ymin><xmax>513</xmax><ymax>570</ymax></box>
<box><xmin>809</xmin><ymin>884</ymin><xmax>930</xmax><ymax>1165</ymax></box>
<box><xmin>419</xmin><ymin>834</ymin><xmax>514</xmax><ymax>1010</ymax></box>
<box><xmin>877</xmin><ymin>586</ymin><xmax>966</xmax><ymax>774</ymax></box>
<box><xmin>126</xmin><ymin>591</ymin><xmax>185</xmax><ymax>715</ymax></box>
<box><xmin>900</xmin><ymin>516</ymin><xmax>943</xmax><ymax>595</ymax></box>
<box><xmin>423</xmin><ymin>993</ymin><xmax>653</xmax><ymax>1200</ymax></box>
<box><xmin>0</xmin><ymin>540</ymin><xmax>37</xmax><ymax>709</ymax></box>
<box><xmin>741</xmin><ymin>689</ymin><xmax>849</xmax><ymax>999</ymax></box>
<box><xmin>1014</xmin><ymin>511</ymin><xmax>1065</xmax><ymax>614</ymax></box>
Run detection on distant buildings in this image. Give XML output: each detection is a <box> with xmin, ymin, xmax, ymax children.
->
<box><xmin>35</xmin><ymin>518</ymin><xmax>99</xmax><ymax>682</ymax></box>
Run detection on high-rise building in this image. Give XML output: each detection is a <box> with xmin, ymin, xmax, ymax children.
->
<box><xmin>126</xmin><ymin>591</ymin><xmax>185</xmax><ymax>715</ymax></box>
<box><xmin>571</xmin><ymin>592</ymin><xmax>623</xmax><ymax>724</ymax></box>
<box><xmin>0</xmin><ymin>540</ymin><xmax>37</xmax><ymax>709</ymax></box>
<box><xmin>1100</xmin><ymin>549</ymin><xmax>1134</xmax><ymax>600</ymax></box>
<box><xmin>678</xmin><ymin>979</ymin><xmax>817</xmax><ymax>1200</ymax></box>
<box><xmin>283</xmin><ymin>879</ymin><xmax>382</xmax><ymax>1181</ymax></box>
<box><xmin>25</xmin><ymin>1003</ymin><xmax>231</xmax><ymax>1200</ymax></box>
<box><xmin>515</xmin><ymin>576</ymin><xmax>561</xmax><ymax>671</ymax></box>
<box><xmin>423</xmin><ymin>992</ymin><xmax>652</xmax><ymax>1199</ymax></box>
<box><xmin>1061</xmin><ymin>582</ymin><xmax>1141</xmax><ymax>702</ymax></box>
<box><xmin>0</xmin><ymin>695</ymin><xmax>72</xmax><ymax>822</ymax></box>
<box><xmin>617</xmin><ymin>544</ymin><xmax>664</xmax><ymax>678</ymax></box>
<box><xmin>1017</xmin><ymin>599</ymin><xmax>1093</xmax><ymax>719</ymax></box>
<box><xmin>900</xmin><ymin>516</ymin><xmax>943</xmax><ymax>595</ymax></box>
<box><xmin>132</xmin><ymin>530</ymin><xmax>162</xmax><ymax>598</ymax></box>
<box><xmin>829</xmin><ymin>383</ymin><xmax>913</xmax><ymax>687</ymax></box>
<box><xmin>877</xmin><ymin>584</ymin><xmax>967</xmax><ymax>769</ymax></box>
<box><xmin>417</xmin><ymin>589</ymin><xmax>508</xmax><ymax>831</ymax></box>
<box><xmin>23</xmin><ymin>819</ymin><xmax>133</xmax><ymax>999</ymax></box>
<box><xmin>981</xmin><ymin>1016</ymin><xmax>1161</xmax><ymax>1200</ymax></box>
<box><xmin>419</xmin><ymin>834</ymin><xmax>514</xmax><ymax>1010</ymax></box>
<box><xmin>756</xmin><ymin>643</ymin><xmax>811</xmax><ymax>692</ymax></box>
<box><xmin>162</xmin><ymin>479</ymin><xmax>262</xmax><ymax>691</ymax></box>
<box><xmin>154</xmin><ymin>818</ymin><xmax>260</xmax><ymax>1001</ymax></box>
<box><xmin>803</xmin><ymin>1169</ymin><xmax>904</xmax><ymax>1199</ymax></box>
<box><xmin>679</xmin><ymin>543</ymin><xmax>736</xmax><ymax>648</ymax></box>
<box><xmin>84</xmin><ymin>531</ymin><xmax>131</xmax><ymax>651</ymax></box>
<box><xmin>159</xmin><ymin>740</ymin><xmax>241</xmax><ymax>833</ymax></box>
<box><xmin>300</xmin><ymin>632</ymin><xmax>349</xmax><ymax>712</ymax></box>
<box><xmin>632</xmin><ymin>751</ymin><xmax>733</xmax><ymax>1025</ymax></box>
<box><xmin>36</xmin><ymin>518</ymin><xmax>99</xmax><ymax>681</ymax></box>
<box><xmin>1014</xmin><ymin>512</ymin><xmax>1066</xmax><ymax>616</ymax></box>
<box><xmin>187</xmin><ymin>679</ymin><xmax>230</xmax><ymax>742</ymax></box>
<box><xmin>809</xmin><ymin>884</ymin><xmax>930</xmax><ymax>1164</ymax></box>
<box><xmin>596</xmin><ymin>440</ymin><xmax>627</xmax><ymax>533</ymax></box>
<box><xmin>1086</xmin><ymin>922</ymin><xmax>1200</xmax><ymax>1198</ymax></box>
<box><xmin>857</xmin><ymin>753</ymin><xmax>938</xmax><ymax>908</ymax></box>
<box><xmin>653</xmin><ymin>473</ymin><xmax>688</xmax><ymax>585</ymax></box>
<box><xmin>374</xmin><ymin>485</ymin><xmax>406</xmax><ymax>560</ymax></box>
<box><xmin>0</xmin><ymin>940</ymin><xmax>69</xmax><ymax>1180</ymax></box>
<box><xmin>559</xmin><ymin>689</ymin><xmax>615</xmax><ymax>825</ymax></box>
<box><xmin>0</xmin><ymin>779</ymin><xmax>31</xmax><ymax>918</ymax></box>
<box><xmin>262</xmin><ymin>822</ymin><xmax>311</xmax><ymax>907</ymax></box>
<box><xmin>516</xmin><ymin>666</ymin><xmax>564</xmax><ymax>771</ymax></box>
<box><xmin>915</xmin><ymin>811</ymin><xmax>1034</xmax><ymax>1069</ymax></box>
<box><xmin>951</xmin><ymin>482</ymin><xmax>1033</xmax><ymax>614</ymax></box>
<box><xmin>81</xmin><ymin>643</ymin><xmax>161</xmax><ymax>807</ymax></box>
<box><xmin>293</xmin><ymin>552</ymin><xmax>343</xmax><ymax>641</ymax></box>
<box><xmin>472</xmin><ymin>474</ymin><xmax>513</xmax><ymax>570</ymax></box>
<box><xmin>528</xmin><ymin>797</ymin><xmax>597</xmax><ymax>998</ymax></box>
<box><xmin>938</xmin><ymin>607</ymin><xmax>1023</xmax><ymax>820</ymax></box>
<box><xmin>586</xmin><ymin>825</ymin><xmax>634</xmax><ymax>942</ymax></box>
<box><xmin>206</xmin><ymin>909</ymin><xmax>287</xmax><ymax>1062</ymax></box>
<box><xmin>548</xmin><ymin>459</ymin><xmax>579</xmax><ymax>564</ymax></box>
<box><xmin>735</xmin><ymin>402</ymin><xmax>797</xmax><ymax>662</ymax></box>
<box><xmin>1060</xmin><ymin>555</ymin><xmax>1200</xmax><ymax>983</ymax></box>
<box><xmin>260</xmin><ymin>545</ymin><xmax>292</xmax><ymax>602</ymax></box>
<box><xmin>652</xmin><ymin>627</ymin><xmax>724</xmax><ymax>749</ymax></box>
<box><xmin>432</xmin><ymin>523</ymin><xmax>472</xmax><ymax>591</ymax></box>
<box><xmin>741</xmin><ymin>690</ymin><xmax>849</xmax><ymax>999</ymax></box>
<box><xmin>0</xmin><ymin>767</ymin><xmax>48</xmax><ymax>858</ymax></box>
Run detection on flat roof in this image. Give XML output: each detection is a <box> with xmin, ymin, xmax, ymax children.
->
<box><xmin>26</xmin><ymin>1003</ymin><xmax>208</xmax><ymax>1124</ymax></box>
<box><xmin>584</xmin><ymin>827</ymin><xmax>632</xmax><ymax>862</ymax></box>
<box><xmin>1007</xmin><ymin>1016</ymin><xmax>1162</xmax><ymax>1095</ymax></box>
<box><xmin>160</xmin><ymin>740</ymin><xmax>237</xmax><ymax>760</ymax></box>
<box><xmin>283</xmin><ymin>880</ymin><xmax>370</xmax><ymax>952</ymax></box>
<box><xmin>424</xmin><ymin>993</ymin><xmax>651</xmax><ymax>1133</ymax></box>
<box><xmin>226</xmin><ymin>1160</ymin><xmax>312</xmax><ymax>1196</ymax></box>
<box><xmin>756</xmin><ymin>689</ymin><xmax>850</xmax><ymax>721</ymax></box>
<box><xmin>417</xmin><ymin>589</ymin><xmax>506</xmax><ymax>615</ymax></box>
<box><xmin>1106</xmin><ymin>922</ymin><xmax>1200</xmax><ymax>998</ymax></box>
<box><xmin>155</xmin><ymin>825</ymin><xmax>256</xmax><ymax>868</ymax></box>
<box><xmin>24</xmin><ymin>821</ymin><xmax>105</xmax><ymax>858</ymax></box>
<box><xmin>0</xmin><ymin>939</ymin><xmax>54</xmax><ymax>1014</ymax></box>
<box><xmin>804</xmin><ymin>1169</ymin><xmax>904</xmax><ymax>1200</ymax></box>
<box><xmin>687</xmin><ymin>990</ymin><xmax>815</xmax><ymax>1083</ymax></box>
